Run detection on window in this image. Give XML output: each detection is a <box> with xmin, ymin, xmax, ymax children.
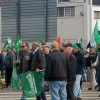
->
<box><xmin>94</xmin><ymin>11</ymin><xmax>100</xmax><ymax>19</ymax></box>
<box><xmin>65</xmin><ymin>6</ymin><xmax>75</xmax><ymax>17</ymax></box>
<box><xmin>58</xmin><ymin>7</ymin><xmax>64</xmax><ymax>17</ymax></box>
<box><xmin>57</xmin><ymin>6</ymin><xmax>75</xmax><ymax>18</ymax></box>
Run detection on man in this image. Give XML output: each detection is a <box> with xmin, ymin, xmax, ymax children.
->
<box><xmin>5</xmin><ymin>46</ymin><xmax>16</xmax><ymax>87</ymax></box>
<box><xmin>72</xmin><ymin>44</ymin><xmax>86</xmax><ymax>100</ymax></box>
<box><xmin>45</xmin><ymin>41</ymin><xmax>71</xmax><ymax>100</ymax></box>
<box><xmin>92</xmin><ymin>43</ymin><xmax>100</xmax><ymax>92</ymax></box>
<box><xmin>19</xmin><ymin>43</ymin><xmax>30</xmax><ymax>100</ymax></box>
<box><xmin>86</xmin><ymin>47</ymin><xmax>97</xmax><ymax>90</ymax></box>
<box><xmin>42</xmin><ymin>44</ymin><xmax>50</xmax><ymax>92</ymax></box>
<box><xmin>63</xmin><ymin>44</ymin><xmax>77</xmax><ymax>100</ymax></box>
<box><xmin>29</xmin><ymin>42</ymin><xmax>46</xmax><ymax>100</ymax></box>
<box><xmin>0</xmin><ymin>49</ymin><xmax>6</xmax><ymax>89</ymax></box>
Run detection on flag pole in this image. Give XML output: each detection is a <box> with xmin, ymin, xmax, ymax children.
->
<box><xmin>90</xmin><ymin>0</ymin><xmax>93</xmax><ymax>37</ymax></box>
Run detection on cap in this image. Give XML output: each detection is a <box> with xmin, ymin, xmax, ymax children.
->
<box><xmin>44</xmin><ymin>44</ymin><xmax>51</xmax><ymax>48</ymax></box>
<box><xmin>63</xmin><ymin>43</ymin><xmax>72</xmax><ymax>47</ymax></box>
<box><xmin>7</xmin><ymin>46</ymin><xmax>13</xmax><ymax>50</ymax></box>
<box><xmin>72</xmin><ymin>44</ymin><xmax>78</xmax><ymax>50</ymax></box>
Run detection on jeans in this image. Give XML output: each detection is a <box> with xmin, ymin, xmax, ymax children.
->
<box><xmin>82</xmin><ymin>68</ymin><xmax>87</xmax><ymax>82</ymax></box>
<box><xmin>49</xmin><ymin>81</ymin><xmax>67</xmax><ymax>100</ymax></box>
<box><xmin>74</xmin><ymin>75</ymin><xmax>82</xmax><ymax>98</ymax></box>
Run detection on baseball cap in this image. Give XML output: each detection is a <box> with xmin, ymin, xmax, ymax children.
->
<box><xmin>7</xmin><ymin>46</ymin><xmax>13</xmax><ymax>50</ymax></box>
<box><xmin>72</xmin><ymin>44</ymin><xmax>78</xmax><ymax>50</ymax></box>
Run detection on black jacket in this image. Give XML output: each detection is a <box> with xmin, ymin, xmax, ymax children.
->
<box><xmin>29</xmin><ymin>49</ymin><xmax>45</xmax><ymax>71</ymax></box>
<box><xmin>74</xmin><ymin>51</ymin><xmax>85</xmax><ymax>75</ymax></box>
<box><xmin>45</xmin><ymin>50</ymin><xmax>71</xmax><ymax>81</ymax></box>
<box><xmin>68</xmin><ymin>54</ymin><xmax>77</xmax><ymax>83</ymax></box>
<box><xmin>19</xmin><ymin>51</ymin><xmax>30</xmax><ymax>74</ymax></box>
<box><xmin>87</xmin><ymin>52</ymin><xmax>97</xmax><ymax>67</ymax></box>
<box><xmin>0</xmin><ymin>53</ymin><xmax>4</xmax><ymax>69</ymax></box>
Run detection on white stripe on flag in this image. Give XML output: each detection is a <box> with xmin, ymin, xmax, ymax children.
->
<box><xmin>90</xmin><ymin>34</ymin><xmax>96</xmax><ymax>47</ymax></box>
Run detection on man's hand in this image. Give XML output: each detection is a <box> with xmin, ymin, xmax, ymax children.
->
<box><xmin>84</xmin><ymin>54</ymin><xmax>89</xmax><ymax>58</ymax></box>
<box><xmin>45</xmin><ymin>81</ymin><xmax>48</xmax><ymax>85</ymax></box>
<box><xmin>13</xmin><ymin>61</ymin><xmax>18</xmax><ymax>65</ymax></box>
<box><xmin>91</xmin><ymin>64</ymin><xmax>95</xmax><ymax>67</ymax></box>
<box><xmin>26</xmin><ymin>56</ymin><xmax>30</xmax><ymax>60</ymax></box>
<box><xmin>36</xmin><ymin>68</ymin><xmax>40</xmax><ymax>72</ymax></box>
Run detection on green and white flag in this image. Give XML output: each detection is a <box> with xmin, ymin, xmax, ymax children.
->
<box><xmin>21</xmin><ymin>72</ymin><xmax>42</xmax><ymax>98</ymax></box>
<box><xmin>13</xmin><ymin>35</ymin><xmax>21</xmax><ymax>51</ymax></box>
<box><xmin>7</xmin><ymin>38</ymin><xmax>12</xmax><ymax>44</ymax></box>
<box><xmin>90</xmin><ymin>22</ymin><xmax>100</xmax><ymax>47</ymax></box>
<box><xmin>77</xmin><ymin>38</ymin><xmax>82</xmax><ymax>45</ymax></box>
<box><xmin>11</xmin><ymin>65</ymin><xmax>20</xmax><ymax>90</ymax></box>
<box><xmin>2</xmin><ymin>38</ymin><xmax>12</xmax><ymax>52</ymax></box>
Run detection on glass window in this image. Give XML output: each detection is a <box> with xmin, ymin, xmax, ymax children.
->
<box><xmin>59</xmin><ymin>7</ymin><xmax>64</xmax><ymax>17</ymax></box>
<box><xmin>94</xmin><ymin>11</ymin><xmax>100</xmax><ymax>19</ymax></box>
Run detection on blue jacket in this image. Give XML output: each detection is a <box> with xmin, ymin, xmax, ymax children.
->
<box><xmin>74</xmin><ymin>50</ymin><xmax>86</xmax><ymax>75</ymax></box>
<box><xmin>5</xmin><ymin>52</ymin><xmax>16</xmax><ymax>68</ymax></box>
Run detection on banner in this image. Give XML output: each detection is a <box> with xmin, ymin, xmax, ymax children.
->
<box><xmin>11</xmin><ymin>65</ymin><xmax>20</xmax><ymax>90</ymax></box>
<box><xmin>21</xmin><ymin>72</ymin><xmax>42</xmax><ymax>98</ymax></box>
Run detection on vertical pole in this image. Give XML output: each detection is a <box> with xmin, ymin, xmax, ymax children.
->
<box><xmin>16</xmin><ymin>0</ymin><xmax>20</xmax><ymax>37</ymax></box>
<box><xmin>0</xmin><ymin>1</ymin><xmax>2</xmax><ymax>48</ymax></box>
<box><xmin>90</xmin><ymin>0</ymin><xmax>93</xmax><ymax>36</ymax></box>
<box><xmin>44</xmin><ymin>0</ymin><xmax>47</xmax><ymax>42</ymax></box>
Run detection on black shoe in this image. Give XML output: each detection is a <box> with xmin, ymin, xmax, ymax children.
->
<box><xmin>74</xmin><ymin>96</ymin><xmax>82</xmax><ymax>100</ymax></box>
<box><xmin>99</xmin><ymin>94</ymin><xmax>100</xmax><ymax>97</ymax></box>
<box><xmin>94</xmin><ymin>85</ymin><xmax>99</xmax><ymax>90</ymax></box>
<box><xmin>96</xmin><ymin>88</ymin><xmax>100</xmax><ymax>91</ymax></box>
<box><xmin>88</xmin><ymin>88</ymin><xmax>92</xmax><ymax>90</ymax></box>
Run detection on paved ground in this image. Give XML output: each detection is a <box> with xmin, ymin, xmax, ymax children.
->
<box><xmin>0</xmin><ymin>82</ymin><xmax>100</xmax><ymax>100</ymax></box>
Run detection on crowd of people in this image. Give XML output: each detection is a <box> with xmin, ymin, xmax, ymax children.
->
<box><xmin>0</xmin><ymin>41</ymin><xmax>100</xmax><ymax>100</ymax></box>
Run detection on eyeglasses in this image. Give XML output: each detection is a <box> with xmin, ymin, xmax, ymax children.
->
<box><xmin>21</xmin><ymin>46</ymin><xmax>25</xmax><ymax>48</ymax></box>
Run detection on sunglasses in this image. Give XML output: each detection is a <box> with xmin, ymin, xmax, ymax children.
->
<box><xmin>21</xmin><ymin>46</ymin><xmax>25</xmax><ymax>48</ymax></box>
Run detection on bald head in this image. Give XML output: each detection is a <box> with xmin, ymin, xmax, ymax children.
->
<box><xmin>51</xmin><ymin>41</ymin><xmax>59</xmax><ymax>50</ymax></box>
<box><xmin>32</xmin><ymin>42</ymin><xmax>39</xmax><ymax>46</ymax></box>
<box><xmin>32</xmin><ymin>42</ymin><xmax>39</xmax><ymax>51</ymax></box>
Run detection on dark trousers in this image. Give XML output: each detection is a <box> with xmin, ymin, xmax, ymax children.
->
<box><xmin>96</xmin><ymin>69</ymin><xmax>100</xmax><ymax>89</ymax></box>
<box><xmin>36</xmin><ymin>88</ymin><xmax>46</xmax><ymax>100</ymax></box>
<box><xmin>67</xmin><ymin>82</ymin><xmax>75</xmax><ymax>100</ymax></box>
<box><xmin>36</xmin><ymin>78</ymin><xmax>46</xmax><ymax>100</ymax></box>
<box><xmin>5</xmin><ymin>67</ymin><xmax>13</xmax><ymax>87</ymax></box>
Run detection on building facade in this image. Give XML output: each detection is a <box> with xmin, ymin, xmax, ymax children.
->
<box><xmin>57</xmin><ymin>0</ymin><xmax>100</xmax><ymax>46</ymax></box>
<box><xmin>1</xmin><ymin>0</ymin><xmax>57</xmax><ymax>44</ymax></box>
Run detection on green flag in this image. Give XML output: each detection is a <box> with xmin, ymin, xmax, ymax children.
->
<box><xmin>2</xmin><ymin>38</ymin><xmax>13</xmax><ymax>52</ymax></box>
<box><xmin>21</xmin><ymin>72</ymin><xmax>42</xmax><ymax>98</ymax></box>
<box><xmin>77</xmin><ymin>38</ymin><xmax>84</xmax><ymax>54</ymax></box>
<box><xmin>93</xmin><ymin>22</ymin><xmax>100</xmax><ymax>44</ymax></box>
<box><xmin>2</xmin><ymin>41</ymin><xmax>9</xmax><ymax>52</ymax></box>
<box><xmin>13</xmin><ymin>36</ymin><xmax>21</xmax><ymax>51</ymax></box>
<box><xmin>90</xmin><ymin>22</ymin><xmax>100</xmax><ymax>46</ymax></box>
<box><xmin>7</xmin><ymin>38</ymin><xmax>12</xmax><ymax>44</ymax></box>
<box><xmin>11</xmin><ymin>65</ymin><xmax>20</xmax><ymax>90</ymax></box>
<box><xmin>62</xmin><ymin>40</ymin><xmax>66</xmax><ymax>45</ymax></box>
